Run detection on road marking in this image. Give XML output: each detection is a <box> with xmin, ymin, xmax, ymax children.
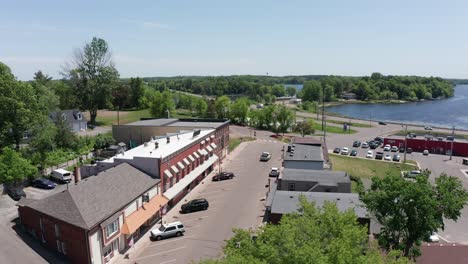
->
<box><xmin>160</xmin><ymin>259</ymin><xmax>177</xmax><ymax>264</ymax></box>
<box><xmin>148</xmin><ymin>236</ymin><xmax>194</xmax><ymax>248</ymax></box>
<box><xmin>136</xmin><ymin>246</ymin><xmax>186</xmax><ymax>260</ymax></box>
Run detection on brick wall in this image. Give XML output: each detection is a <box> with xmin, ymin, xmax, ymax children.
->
<box><xmin>18</xmin><ymin>206</ymin><xmax>89</xmax><ymax>264</ymax></box>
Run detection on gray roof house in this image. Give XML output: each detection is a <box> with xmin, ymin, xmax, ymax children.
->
<box><xmin>267</xmin><ymin>191</ymin><xmax>370</xmax><ymax>232</ymax></box>
<box><xmin>277</xmin><ymin>168</ymin><xmax>351</xmax><ymax>193</ymax></box>
<box><xmin>50</xmin><ymin>109</ymin><xmax>88</xmax><ymax>132</ymax></box>
<box><xmin>283</xmin><ymin>144</ymin><xmax>324</xmax><ymax>170</ymax></box>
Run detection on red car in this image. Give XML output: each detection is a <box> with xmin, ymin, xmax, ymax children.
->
<box><xmin>212</xmin><ymin>172</ymin><xmax>235</xmax><ymax>181</ymax></box>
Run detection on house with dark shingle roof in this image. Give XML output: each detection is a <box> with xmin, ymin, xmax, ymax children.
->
<box><xmin>277</xmin><ymin>168</ymin><xmax>351</xmax><ymax>193</ymax></box>
<box><xmin>50</xmin><ymin>109</ymin><xmax>88</xmax><ymax>132</ymax></box>
<box><xmin>18</xmin><ymin>163</ymin><xmax>167</xmax><ymax>264</ymax></box>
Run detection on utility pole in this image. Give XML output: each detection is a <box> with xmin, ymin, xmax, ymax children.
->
<box><xmin>450</xmin><ymin>126</ymin><xmax>455</xmax><ymax>160</ymax></box>
<box><xmin>322</xmin><ymin>85</ymin><xmax>326</xmax><ymax>141</ymax></box>
<box><xmin>166</xmin><ymin>109</ymin><xmax>170</xmax><ymax>119</ymax></box>
<box><xmin>403</xmin><ymin>124</ymin><xmax>408</xmax><ymax>163</ymax></box>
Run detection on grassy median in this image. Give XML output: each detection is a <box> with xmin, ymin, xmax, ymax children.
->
<box><xmin>330</xmin><ymin>154</ymin><xmax>417</xmax><ymax>179</ymax></box>
<box><xmin>229</xmin><ymin>137</ymin><xmax>256</xmax><ymax>152</ymax></box>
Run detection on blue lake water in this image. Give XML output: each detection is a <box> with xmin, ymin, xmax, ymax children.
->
<box><xmin>326</xmin><ymin>84</ymin><xmax>468</xmax><ymax>130</ymax></box>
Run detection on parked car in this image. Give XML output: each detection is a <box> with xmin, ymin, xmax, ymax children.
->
<box><xmin>424</xmin><ymin>126</ymin><xmax>433</xmax><ymax>130</ymax></box>
<box><xmin>369</xmin><ymin>141</ymin><xmax>378</xmax><ymax>149</ymax></box>
<box><xmin>399</xmin><ymin>146</ymin><xmax>405</xmax><ymax>153</ymax></box>
<box><xmin>404</xmin><ymin>170</ymin><xmax>422</xmax><ymax>178</ymax></box>
<box><xmin>7</xmin><ymin>187</ymin><xmax>26</xmax><ymax>201</ymax></box>
<box><xmin>51</xmin><ymin>168</ymin><xmax>72</xmax><ymax>183</ymax></box>
<box><xmin>384</xmin><ymin>154</ymin><xmax>392</xmax><ymax>161</ymax></box>
<box><xmin>406</xmin><ymin>148</ymin><xmax>413</xmax><ymax>154</ymax></box>
<box><xmin>383</xmin><ymin>144</ymin><xmax>391</xmax><ymax>151</ymax></box>
<box><xmin>333</xmin><ymin>147</ymin><xmax>341</xmax><ymax>154</ymax></box>
<box><xmin>340</xmin><ymin>147</ymin><xmax>349</xmax><ymax>155</ymax></box>
<box><xmin>446</xmin><ymin>136</ymin><xmax>454</xmax><ymax>141</ymax></box>
<box><xmin>361</xmin><ymin>142</ymin><xmax>369</xmax><ymax>148</ymax></box>
<box><xmin>429</xmin><ymin>233</ymin><xmax>440</xmax><ymax>242</ymax></box>
<box><xmin>423</xmin><ymin>150</ymin><xmax>429</xmax><ymax>156</ymax></box>
<box><xmin>366</xmin><ymin>150</ymin><xmax>373</xmax><ymax>158</ymax></box>
<box><xmin>407</xmin><ymin>133</ymin><xmax>417</xmax><ymax>138</ymax></box>
<box><xmin>391</xmin><ymin>146</ymin><xmax>398</xmax><ymax>152</ymax></box>
<box><xmin>269</xmin><ymin>167</ymin><xmax>280</xmax><ymax>177</ymax></box>
<box><xmin>180</xmin><ymin>198</ymin><xmax>209</xmax><ymax>213</ymax></box>
<box><xmin>375</xmin><ymin>152</ymin><xmax>384</xmax><ymax>160</ymax></box>
<box><xmin>392</xmin><ymin>154</ymin><xmax>400</xmax><ymax>162</ymax></box>
<box><xmin>374</xmin><ymin>137</ymin><xmax>384</xmax><ymax>144</ymax></box>
<box><xmin>260</xmin><ymin>152</ymin><xmax>272</xmax><ymax>161</ymax></box>
<box><xmin>378</xmin><ymin>121</ymin><xmax>387</xmax><ymax>125</ymax></box>
<box><xmin>32</xmin><ymin>178</ymin><xmax>56</xmax><ymax>189</ymax></box>
<box><xmin>350</xmin><ymin>149</ymin><xmax>358</xmax><ymax>156</ymax></box>
<box><xmin>352</xmin><ymin>141</ymin><xmax>361</xmax><ymax>147</ymax></box>
<box><xmin>212</xmin><ymin>172</ymin><xmax>234</xmax><ymax>181</ymax></box>
<box><xmin>150</xmin><ymin>221</ymin><xmax>185</xmax><ymax>241</ymax></box>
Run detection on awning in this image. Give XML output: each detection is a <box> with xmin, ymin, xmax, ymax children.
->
<box><xmin>201</xmin><ymin>140</ymin><xmax>205</xmax><ymax>145</ymax></box>
<box><xmin>177</xmin><ymin>161</ymin><xmax>185</xmax><ymax>170</ymax></box>
<box><xmin>210</xmin><ymin>135</ymin><xmax>215</xmax><ymax>139</ymax></box>
<box><xmin>199</xmin><ymin>149</ymin><xmax>208</xmax><ymax>156</ymax></box>
<box><xmin>164</xmin><ymin>154</ymin><xmax>219</xmax><ymax>200</ymax></box>
<box><xmin>183</xmin><ymin>158</ymin><xmax>190</xmax><ymax>166</ymax></box>
<box><xmin>206</xmin><ymin>146</ymin><xmax>213</xmax><ymax>152</ymax></box>
<box><xmin>193</xmin><ymin>152</ymin><xmax>200</xmax><ymax>158</ymax></box>
<box><xmin>211</xmin><ymin>143</ymin><xmax>218</xmax><ymax>149</ymax></box>
<box><xmin>164</xmin><ymin>170</ymin><xmax>173</xmax><ymax>178</ymax></box>
<box><xmin>121</xmin><ymin>195</ymin><xmax>168</xmax><ymax>235</ymax></box>
<box><xmin>188</xmin><ymin>155</ymin><xmax>195</xmax><ymax>162</ymax></box>
<box><xmin>205</xmin><ymin>137</ymin><xmax>210</xmax><ymax>142</ymax></box>
<box><xmin>171</xmin><ymin>165</ymin><xmax>179</xmax><ymax>174</ymax></box>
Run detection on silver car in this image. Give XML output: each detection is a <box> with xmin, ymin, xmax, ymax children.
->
<box><xmin>150</xmin><ymin>221</ymin><xmax>185</xmax><ymax>241</ymax></box>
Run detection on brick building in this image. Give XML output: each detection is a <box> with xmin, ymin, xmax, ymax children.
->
<box><xmin>18</xmin><ymin>122</ymin><xmax>229</xmax><ymax>263</ymax></box>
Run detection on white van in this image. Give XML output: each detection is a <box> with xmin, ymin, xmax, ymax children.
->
<box><xmin>51</xmin><ymin>169</ymin><xmax>72</xmax><ymax>183</ymax></box>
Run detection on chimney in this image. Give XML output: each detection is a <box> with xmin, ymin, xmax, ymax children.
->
<box><xmin>167</xmin><ymin>136</ymin><xmax>170</xmax><ymax>144</ymax></box>
<box><xmin>74</xmin><ymin>166</ymin><xmax>81</xmax><ymax>184</ymax></box>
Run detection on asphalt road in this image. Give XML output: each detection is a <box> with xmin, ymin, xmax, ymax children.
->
<box><xmin>133</xmin><ymin>139</ymin><xmax>284</xmax><ymax>264</ymax></box>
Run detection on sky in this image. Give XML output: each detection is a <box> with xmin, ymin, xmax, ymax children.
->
<box><xmin>1</xmin><ymin>0</ymin><xmax>467</xmax><ymax>80</ymax></box>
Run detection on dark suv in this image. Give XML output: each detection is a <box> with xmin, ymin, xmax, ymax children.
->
<box><xmin>375</xmin><ymin>152</ymin><xmax>384</xmax><ymax>160</ymax></box>
<box><xmin>7</xmin><ymin>187</ymin><xmax>26</xmax><ymax>201</ymax></box>
<box><xmin>180</xmin><ymin>199</ymin><xmax>209</xmax><ymax>213</ymax></box>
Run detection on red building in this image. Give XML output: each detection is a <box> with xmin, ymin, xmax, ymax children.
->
<box><xmin>18</xmin><ymin>121</ymin><xmax>229</xmax><ymax>264</ymax></box>
<box><xmin>384</xmin><ymin>136</ymin><xmax>468</xmax><ymax>157</ymax></box>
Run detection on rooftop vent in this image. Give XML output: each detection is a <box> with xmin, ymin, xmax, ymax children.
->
<box><xmin>167</xmin><ymin>136</ymin><xmax>170</xmax><ymax>144</ymax></box>
<box><xmin>155</xmin><ymin>142</ymin><xmax>159</xmax><ymax>149</ymax></box>
<box><xmin>290</xmin><ymin>196</ymin><xmax>294</xmax><ymax>198</ymax></box>
<box><xmin>144</xmin><ymin>142</ymin><xmax>148</xmax><ymax>147</ymax></box>
<box><xmin>289</xmin><ymin>153</ymin><xmax>294</xmax><ymax>157</ymax></box>
<box><xmin>337</xmin><ymin>198</ymin><xmax>341</xmax><ymax>201</ymax></box>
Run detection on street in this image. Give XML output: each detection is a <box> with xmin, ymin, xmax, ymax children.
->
<box><xmin>131</xmin><ymin>138</ymin><xmax>284</xmax><ymax>264</ymax></box>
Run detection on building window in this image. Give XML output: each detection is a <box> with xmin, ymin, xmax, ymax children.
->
<box><xmin>56</xmin><ymin>240</ymin><xmax>62</xmax><ymax>253</ymax></box>
<box><xmin>105</xmin><ymin>220</ymin><xmax>119</xmax><ymax>238</ymax></box>
<box><xmin>54</xmin><ymin>224</ymin><xmax>60</xmax><ymax>237</ymax></box>
<box><xmin>39</xmin><ymin>218</ymin><xmax>44</xmax><ymax>231</ymax></box>
<box><xmin>288</xmin><ymin>183</ymin><xmax>295</xmax><ymax>191</ymax></box>
<box><xmin>103</xmin><ymin>244</ymin><xmax>112</xmax><ymax>257</ymax></box>
<box><xmin>61</xmin><ymin>242</ymin><xmax>67</xmax><ymax>255</ymax></box>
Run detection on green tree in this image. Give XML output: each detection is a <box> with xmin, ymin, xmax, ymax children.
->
<box><xmin>112</xmin><ymin>84</ymin><xmax>131</xmax><ymax>110</ymax></box>
<box><xmin>195</xmin><ymin>99</ymin><xmax>208</xmax><ymax>117</ymax></box>
<box><xmin>271</xmin><ymin>84</ymin><xmax>286</xmax><ymax>97</ymax></box>
<box><xmin>0</xmin><ymin>147</ymin><xmax>37</xmax><ymax>184</ymax></box>
<box><xmin>301</xmin><ymin>80</ymin><xmax>322</xmax><ymax>102</ymax></box>
<box><xmin>33</xmin><ymin>70</ymin><xmax>53</xmax><ymax>85</ymax></box>
<box><xmin>64</xmin><ymin>37</ymin><xmax>120</xmax><ymax>125</ymax></box>
<box><xmin>323</xmin><ymin>84</ymin><xmax>335</xmax><ymax>102</ymax></box>
<box><xmin>51</xmin><ymin>113</ymin><xmax>78</xmax><ymax>149</ymax></box>
<box><xmin>129</xmin><ymin>77</ymin><xmax>145</xmax><ymax>108</ymax></box>
<box><xmin>230</xmin><ymin>97</ymin><xmax>250</xmax><ymax>124</ymax></box>
<box><xmin>294</xmin><ymin>120</ymin><xmax>314</xmax><ymax>136</ymax></box>
<box><xmin>200</xmin><ymin>196</ymin><xmax>409</xmax><ymax>264</ymax></box>
<box><xmin>361</xmin><ymin>173</ymin><xmax>468</xmax><ymax>259</ymax></box>
<box><xmin>275</xmin><ymin>105</ymin><xmax>294</xmax><ymax>133</ymax></box>
<box><xmin>214</xmin><ymin>95</ymin><xmax>231</xmax><ymax>119</ymax></box>
<box><xmin>51</xmin><ymin>80</ymin><xmax>78</xmax><ymax>110</ymax></box>
<box><xmin>149</xmin><ymin>89</ymin><xmax>175</xmax><ymax>118</ymax></box>
<box><xmin>286</xmin><ymin>86</ymin><xmax>297</xmax><ymax>97</ymax></box>
<box><xmin>0</xmin><ymin>62</ymin><xmax>42</xmax><ymax>150</ymax></box>
<box><xmin>29</xmin><ymin>118</ymin><xmax>57</xmax><ymax>170</ymax></box>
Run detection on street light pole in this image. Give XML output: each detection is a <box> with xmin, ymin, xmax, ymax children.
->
<box><xmin>403</xmin><ymin>124</ymin><xmax>408</xmax><ymax>163</ymax></box>
<box><xmin>450</xmin><ymin>126</ymin><xmax>455</xmax><ymax>160</ymax></box>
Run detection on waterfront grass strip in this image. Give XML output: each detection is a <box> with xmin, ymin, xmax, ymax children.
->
<box><xmin>330</xmin><ymin>154</ymin><xmax>417</xmax><ymax>179</ymax></box>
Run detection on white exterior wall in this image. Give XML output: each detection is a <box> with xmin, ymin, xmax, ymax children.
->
<box><xmin>148</xmin><ymin>185</ymin><xmax>159</xmax><ymax>199</ymax></box>
<box><xmin>118</xmin><ymin>215</ymin><xmax>124</xmax><ymax>251</ymax></box>
<box><xmin>124</xmin><ymin>201</ymin><xmax>138</xmax><ymax>217</ymax></box>
<box><xmin>125</xmin><ymin>157</ymin><xmax>159</xmax><ymax>177</ymax></box>
<box><xmin>89</xmin><ymin>230</ymin><xmax>103</xmax><ymax>264</ymax></box>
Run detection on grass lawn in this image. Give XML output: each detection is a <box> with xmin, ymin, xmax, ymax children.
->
<box><xmin>296</xmin><ymin>112</ymin><xmax>372</xmax><ymax>128</ymax></box>
<box><xmin>394</xmin><ymin>130</ymin><xmax>468</xmax><ymax>140</ymax></box>
<box><xmin>310</xmin><ymin>121</ymin><xmax>358</xmax><ymax>134</ymax></box>
<box><xmin>95</xmin><ymin>109</ymin><xmax>151</xmax><ymax>126</ymax></box>
<box><xmin>229</xmin><ymin>137</ymin><xmax>256</xmax><ymax>152</ymax></box>
<box><xmin>330</xmin><ymin>154</ymin><xmax>417</xmax><ymax>179</ymax></box>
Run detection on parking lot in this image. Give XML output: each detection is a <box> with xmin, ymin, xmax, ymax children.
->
<box><xmin>130</xmin><ymin>139</ymin><xmax>284</xmax><ymax>264</ymax></box>
<box><xmin>0</xmin><ymin>182</ymin><xmax>69</xmax><ymax>264</ymax></box>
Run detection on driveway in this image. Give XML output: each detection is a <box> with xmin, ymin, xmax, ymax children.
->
<box><xmin>129</xmin><ymin>139</ymin><xmax>284</xmax><ymax>264</ymax></box>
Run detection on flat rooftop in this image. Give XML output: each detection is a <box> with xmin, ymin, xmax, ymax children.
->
<box><xmin>270</xmin><ymin>191</ymin><xmax>367</xmax><ymax>218</ymax></box>
<box><xmin>103</xmin><ymin>129</ymin><xmax>214</xmax><ymax>162</ymax></box>
<box><xmin>123</xmin><ymin>118</ymin><xmax>227</xmax><ymax>129</ymax></box>
<box><xmin>283</xmin><ymin>144</ymin><xmax>323</xmax><ymax>161</ymax></box>
<box><xmin>124</xmin><ymin>119</ymin><xmax>178</xmax><ymax>126</ymax></box>
<box><xmin>280</xmin><ymin>168</ymin><xmax>349</xmax><ymax>184</ymax></box>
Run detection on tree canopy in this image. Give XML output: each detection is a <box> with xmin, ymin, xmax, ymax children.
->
<box><xmin>200</xmin><ymin>196</ymin><xmax>409</xmax><ymax>264</ymax></box>
<box><xmin>0</xmin><ymin>147</ymin><xmax>37</xmax><ymax>185</ymax></box>
<box><xmin>361</xmin><ymin>171</ymin><xmax>468</xmax><ymax>258</ymax></box>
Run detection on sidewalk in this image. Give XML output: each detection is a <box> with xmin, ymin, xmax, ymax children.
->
<box><xmin>114</xmin><ymin>141</ymin><xmax>251</xmax><ymax>264</ymax></box>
